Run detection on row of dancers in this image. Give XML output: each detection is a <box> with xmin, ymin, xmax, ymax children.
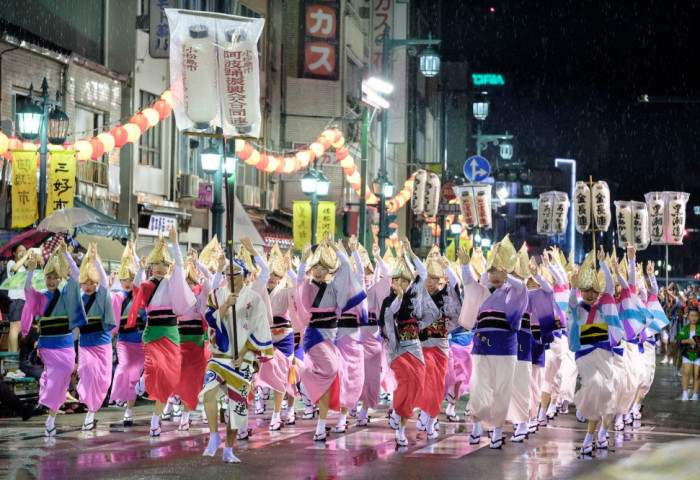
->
<box><xmin>19</xmin><ymin>228</ymin><xmax>669</xmax><ymax>462</ymax></box>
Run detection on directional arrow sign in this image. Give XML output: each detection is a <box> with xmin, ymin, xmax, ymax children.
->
<box><xmin>464</xmin><ymin>156</ymin><xmax>490</xmax><ymax>182</ymax></box>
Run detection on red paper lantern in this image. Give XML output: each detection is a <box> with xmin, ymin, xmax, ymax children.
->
<box><xmin>153</xmin><ymin>99</ymin><xmax>172</xmax><ymax>121</ymax></box>
<box><xmin>274</xmin><ymin>156</ymin><xmax>285</xmax><ymax>174</ymax></box>
<box><xmin>245</xmin><ymin>149</ymin><xmax>260</xmax><ymax>166</ymax></box>
<box><xmin>89</xmin><ymin>136</ymin><xmax>105</xmax><ymax>160</ymax></box>
<box><xmin>335</xmin><ymin>146</ymin><xmax>349</xmax><ymax>161</ymax></box>
<box><xmin>110</xmin><ymin>125</ymin><xmax>129</xmax><ymax>148</ymax></box>
<box><xmin>343</xmin><ymin>164</ymin><xmax>356</xmax><ymax>176</ymax></box>
<box><xmin>237</xmin><ymin>142</ymin><xmax>253</xmax><ymax>161</ymax></box>
<box><xmin>130</xmin><ymin>113</ymin><xmax>149</xmax><ymax>133</ymax></box>
<box><xmin>256</xmin><ymin>154</ymin><xmax>269</xmax><ymax>171</ymax></box>
<box><xmin>293</xmin><ymin>157</ymin><xmax>302</xmax><ymax>172</ymax></box>
<box><xmin>316</xmin><ymin>136</ymin><xmax>330</xmax><ymax>151</ymax></box>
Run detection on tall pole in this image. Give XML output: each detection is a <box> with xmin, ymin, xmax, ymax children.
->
<box><xmin>438</xmin><ymin>83</ymin><xmax>448</xmax><ymax>253</ymax></box>
<box><xmin>211</xmin><ymin>160</ymin><xmax>224</xmax><ymax>242</ymax></box>
<box><xmin>310</xmin><ymin>190</ymin><xmax>318</xmax><ymax>245</ymax></box>
<box><xmin>378</xmin><ymin>26</ymin><xmax>391</xmax><ymax>255</ymax></box>
<box><xmin>222</xmin><ymin>148</ymin><xmax>238</xmax><ymax>360</ymax></box>
<box><xmin>476</xmin><ymin>123</ymin><xmax>482</xmax><ymax>157</ymax></box>
<box><xmin>358</xmin><ymin>106</ymin><xmax>370</xmax><ymax>248</ymax></box>
<box><xmin>665</xmin><ymin>244</ymin><xmax>669</xmax><ymax>290</ymax></box>
<box><xmin>38</xmin><ymin>79</ymin><xmax>50</xmax><ymax>220</ymax></box>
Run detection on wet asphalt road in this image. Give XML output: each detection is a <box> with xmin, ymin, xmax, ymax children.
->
<box><xmin>1</xmin><ymin>359</ymin><xmax>699</xmax><ymax>480</ymax></box>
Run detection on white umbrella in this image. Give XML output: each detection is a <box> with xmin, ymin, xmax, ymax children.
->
<box><xmin>37</xmin><ymin>207</ymin><xmax>101</xmax><ymax>234</ymax></box>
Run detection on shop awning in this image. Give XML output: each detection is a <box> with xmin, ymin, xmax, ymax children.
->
<box><xmin>73</xmin><ymin>199</ymin><xmax>129</xmax><ymax>240</ymax></box>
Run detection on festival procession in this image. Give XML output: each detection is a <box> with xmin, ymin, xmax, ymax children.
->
<box><xmin>1</xmin><ymin>2</ymin><xmax>700</xmax><ymax>479</ymax></box>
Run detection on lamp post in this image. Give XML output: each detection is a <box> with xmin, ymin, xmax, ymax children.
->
<box><xmin>16</xmin><ymin>77</ymin><xmax>69</xmax><ymax>220</ymax></box>
<box><xmin>377</xmin><ymin>25</ymin><xmax>441</xmax><ymax>254</ymax></box>
<box><xmin>201</xmin><ymin>142</ymin><xmax>224</xmax><ymax>241</ymax></box>
<box><xmin>301</xmin><ymin>160</ymin><xmax>330</xmax><ymax>245</ymax></box>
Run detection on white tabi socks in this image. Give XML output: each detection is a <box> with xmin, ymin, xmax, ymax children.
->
<box><xmin>203</xmin><ymin>432</ymin><xmax>222</xmax><ymax>456</ymax></box>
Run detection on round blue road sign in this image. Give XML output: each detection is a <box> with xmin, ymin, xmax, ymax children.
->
<box><xmin>464</xmin><ymin>156</ymin><xmax>491</xmax><ymax>182</ymax></box>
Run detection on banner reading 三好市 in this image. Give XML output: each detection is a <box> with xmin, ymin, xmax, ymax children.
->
<box><xmin>11</xmin><ymin>150</ymin><xmax>38</xmax><ymax>228</ymax></box>
<box><xmin>293</xmin><ymin>201</ymin><xmax>312</xmax><ymax>248</ymax></box>
<box><xmin>45</xmin><ymin>150</ymin><xmax>76</xmax><ymax>216</ymax></box>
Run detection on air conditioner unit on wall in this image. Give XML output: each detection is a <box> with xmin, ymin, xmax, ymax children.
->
<box><xmin>260</xmin><ymin>190</ymin><xmax>276</xmax><ymax>211</ymax></box>
<box><xmin>179</xmin><ymin>174</ymin><xmax>200</xmax><ymax>198</ymax></box>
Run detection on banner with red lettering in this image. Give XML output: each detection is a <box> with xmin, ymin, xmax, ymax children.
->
<box><xmin>165</xmin><ymin>9</ymin><xmax>265</xmax><ymax>137</ymax></box>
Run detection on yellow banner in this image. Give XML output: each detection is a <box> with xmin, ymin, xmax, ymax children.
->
<box><xmin>293</xmin><ymin>201</ymin><xmax>312</xmax><ymax>248</ymax></box>
<box><xmin>46</xmin><ymin>150</ymin><xmax>76</xmax><ymax>215</ymax></box>
<box><xmin>11</xmin><ymin>150</ymin><xmax>38</xmax><ymax>228</ymax></box>
<box><xmin>316</xmin><ymin>201</ymin><xmax>336</xmax><ymax>240</ymax></box>
<box><xmin>460</xmin><ymin>237</ymin><xmax>471</xmax><ymax>253</ymax></box>
<box><xmin>446</xmin><ymin>238</ymin><xmax>456</xmax><ymax>262</ymax></box>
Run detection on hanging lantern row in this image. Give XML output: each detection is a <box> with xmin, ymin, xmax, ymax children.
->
<box><xmin>0</xmin><ymin>90</ymin><xmax>174</xmax><ymax>163</ymax></box>
<box><xmin>235</xmin><ymin>126</ymin><xmax>418</xmax><ymax>214</ymax></box>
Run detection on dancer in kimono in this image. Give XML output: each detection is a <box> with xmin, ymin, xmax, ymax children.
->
<box><xmin>413</xmin><ymin>243</ymin><xmax>460</xmax><ymax>440</ymax></box>
<box><xmin>64</xmin><ymin>243</ymin><xmax>116</xmax><ymax>430</ymax></box>
<box><xmin>334</xmin><ymin>236</ymin><xmax>367</xmax><ymax>433</ymax></box>
<box><xmin>355</xmin><ymin>244</ymin><xmax>391</xmax><ymax>426</ymax></box>
<box><xmin>678</xmin><ymin>305</ymin><xmax>700</xmax><ymax>400</ymax></box>
<box><xmin>380</xmin><ymin>240</ymin><xmax>440</xmax><ymax>447</ymax></box>
<box><xmin>460</xmin><ymin>235</ymin><xmax>528</xmax><ymax>450</ymax></box>
<box><xmin>538</xmin><ymin>250</ymin><xmax>570</xmax><ymax>424</ymax></box>
<box><xmin>507</xmin><ymin>245</ymin><xmax>555</xmax><ymax>442</ymax></box>
<box><xmin>253</xmin><ymin>242</ymin><xmax>298</xmax><ymax>430</ymax></box>
<box><xmin>22</xmin><ymin>245</ymin><xmax>87</xmax><ymax>437</ymax></box>
<box><xmin>295</xmin><ymin>232</ymin><xmax>364</xmax><ymax>441</ymax></box>
<box><xmin>109</xmin><ymin>242</ymin><xmax>144</xmax><ymax>426</ymax></box>
<box><xmin>201</xmin><ymin>258</ymin><xmax>274</xmax><ymax>463</ymax></box>
<box><xmin>129</xmin><ymin>227</ymin><xmax>196</xmax><ymax>436</ymax></box>
<box><xmin>567</xmin><ymin>247</ymin><xmax>624</xmax><ymax>455</ymax></box>
<box><xmin>445</xmin><ymin>251</ymin><xmax>484</xmax><ymax>422</ymax></box>
<box><xmin>169</xmin><ymin>250</ymin><xmax>213</xmax><ymax>430</ymax></box>
<box><xmin>633</xmin><ymin>261</ymin><xmax>669</xmax><ymax>415</ymax></box>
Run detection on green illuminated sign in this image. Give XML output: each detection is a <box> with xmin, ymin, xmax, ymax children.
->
<box><xmin>472</xmin><ymin>73</ymin><xmax>505</xmax><ymax>86</ymax></box>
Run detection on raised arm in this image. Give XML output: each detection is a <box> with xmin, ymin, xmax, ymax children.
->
<box><xmin>61</xmin><ymin>241</ymin><xmax>80</xmax><ymax>282</ymax></box>
<box><xmin>647</xmin><ymin>261</ymin><xmax>659</xmax><ymax>296</ymax></box>
<box><xmin>507</xmin><ymin>274</ymin><xmax>526</xmax><ymax>293</ymax></box>
<box><xmin>169</xmin><ymin>228</ymin><xmax>196</xmax><ymax>314</ymax></box>
<box><xmin>600</xmin><ymin>257</ymin><xmax>615</xmax><ymax>297</ymax></box>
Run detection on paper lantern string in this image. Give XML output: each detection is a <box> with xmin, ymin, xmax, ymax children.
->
<box><xmin>0</xmin><ymin>88</ymin><xmax>417</xmax><ymax>214</ymax></box>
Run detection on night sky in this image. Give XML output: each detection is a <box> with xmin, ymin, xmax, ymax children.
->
<box><xmin>439</xmin><ymin>0</ymin><xmax>700</xmax><ymax>271</ymax></box>
<box><xmin>440</xmin><ymin>0</ymin><xmax>700</xmax><ymax>195</ymax></box>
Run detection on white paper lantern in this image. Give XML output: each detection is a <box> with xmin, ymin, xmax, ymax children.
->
<box><xmin>592</xmin><ymin>181</ymin><xmax>611</xmax><ymax>231</ymax></box>
<box><xmin>574</xmin><ymin>182</ymin><xmax>591</xmax><ymax>234</ymax></box>
<box><xmin>615</xmin><ymin>201</ymin><xmax>632</xmax><ymax>248</ymax></box>
<box><xmin>219</xmin><ymin>30</ymin><xmax>261</xmax><ymax>134</ymax></box>
<box><xmin>459</xmin><ymin>189</ymin><xmax>477</xmax><ymax>228</ymax></box>
<box><xmin>669</xmin><ymin>198</ymin><xmax>687</xmax><ymax>244</ymax></box>
<box><xmin>632</xmin><ymin>203</ymin><xmax>650</xmax><ymax>249</ymax></box>
<box><xmin>475</xmin><ymin>185</ymin><xmax>492</xmax><ymax>228</ymax></box>
<box><xmin>424</xmin><ymin>173</ymin><xmax>441</xmax><ymax>217</ymax></box>
<box><xmin>647</xmin><ymin>197</ymin><xmax>665</xmax><ymax>244</ymax></box>
<box><xmin>552</xmin><ymin>196</ymin><xmax>570</xmax><ymax>234</ymax></box>
<box><xmin>182</xmin><ymin>25</ymin><xmax>218</xmax><ymax>129</ymax></box>
<box><xmin>537</xmin><ymin>195</ymin><xmax>553</xmax><ymax>235</ymax></box>
<box><xmin>411</xmin><ymin>169</ymin><xmax>427</xmax><ymax>214</ymax></box>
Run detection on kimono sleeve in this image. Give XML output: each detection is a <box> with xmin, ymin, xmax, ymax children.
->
<box><xmin>169</xmin><ymin>242</ymin><xmax>197</xmax><ymax>315</ymax></box>
<box><xmin>21</xmin><ymin>271</ymin><xmax>46</xmax><ymax>336</ymax></box>
<box><xmin>244</xmin><ymin>293</ymin><xmax>274</xmax><ymax>361</ymax></box>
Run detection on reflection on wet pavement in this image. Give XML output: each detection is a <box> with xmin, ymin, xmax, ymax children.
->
<box><xmin>1</xmin><ymin>363</ymin><xmax>699</xmax><ymax>479</ymax></box>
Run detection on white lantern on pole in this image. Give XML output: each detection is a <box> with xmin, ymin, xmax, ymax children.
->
<box><xmin>219</xmin><ymin>28</ymin><xmax>261</xmax><ymax>135</ymax></box>
<box><xmin>411</xmin><ymin>169</ymin><xmax>427</xmax><ymax>214</ymax></box>
<box><xmin>574</xmin><ymin>182</ymin><xmax>591</xmax><ymax>234</ymax></box>
<box><xmin>182</xmin><ymin>25</ymin><xmax>218</xmax><ymax>129</ymax></box>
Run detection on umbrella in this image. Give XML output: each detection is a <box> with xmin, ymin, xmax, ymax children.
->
<box><xmin>0</xmin><ymin>229</ymin><xmax>53</xmax><ymax>260</ymax></box>
<box><xmin>0</xmin><ymin>270</ymin><xmax>67</xmax><ymax>291</ymax></box>
<box><xmin>37</xmin><ymin>208</ymin><xmax>101</xmax><ymax>234</ymax></box>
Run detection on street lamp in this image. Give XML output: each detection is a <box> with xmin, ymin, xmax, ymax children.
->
<box><xmin>200</xmin><ymin>142</ymin><xmax>225</xmax><ymax>241</ymax></box>
<box><xmin>499</xmin><ymin>140</ymin><xmax>513</xmax><ymax>160</ymax></box>
<box><xmin>377</xmin><ymin>24</ymin><xmax>441</xmax><ymax>254</ymax></box>
<box><xmin>16</xmin><ymin>78</ymin><xmax>70</xmax><ymax>220</ymax></box>
<box><xmin>472</xmin><ymin>98</ymin><xmax>489</xmax><ymax>121</ymax></box>
<box><xmin>419</xmin><ymin>38</ymin><xmax>441</xmax><ymax>77</ymax></box>
<box><xmin>301</xmin><ymin>162</ymin><xmax>330</xmax><ymax>244</ymax></box>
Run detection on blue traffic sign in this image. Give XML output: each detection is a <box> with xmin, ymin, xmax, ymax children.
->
<box><xmin>464</xmin><ymin>156</ymin><xmax>490</xmax><ymax>182</ymax></box>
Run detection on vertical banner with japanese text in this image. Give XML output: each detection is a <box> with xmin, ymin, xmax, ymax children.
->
<box><xmin>304</xmin><ymin>1</ymin><xmax>339</xmax><ymax>79</ymax></box>
<box><xmin>316</xmin><ymin>201</ymin><xmax>336</xmax><ymax>239</ymax></box>
<box><xmin>371</xmin><ymin>0</ymin><xmax>393</xmax><ymax>72</ymax></box>
<box><xmin>11</xmin><ymin>150</ymin><xmax>38</xmax><ymax>228</ymax></box>
<box><xmin>293</xmin><ymin>201</ymin><xmax>312</xmax><ymax>248</ymax></box>
<box><xmin>150</xmin><ymin>0</ymin><xmax>175</xmax><ymax>58</ymax></box>
<box><xmin>45</xmin><ymin>150</ymin><xmax>76</xmax><ymax>216</ymax></box>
